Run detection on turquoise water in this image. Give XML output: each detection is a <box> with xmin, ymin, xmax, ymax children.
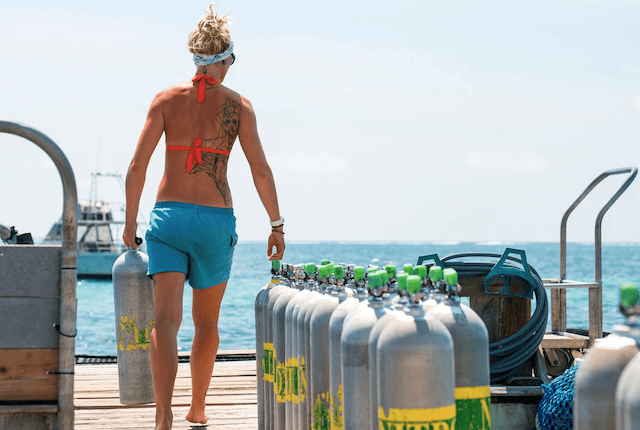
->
<box><xmin>75</xmin><ymin>241</ymin><xmax>640</xmax><ymax>356</ymax></box>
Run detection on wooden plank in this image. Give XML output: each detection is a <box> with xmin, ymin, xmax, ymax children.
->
<box><xmin>0</xmin><ymin>245</ymin><xmax>61</xmax><ymax>297</ymax></box>
<box><xmin>0</xmin><ymin>349</ymin><xmax>59</xmax><ymax>401</ymax></box>
<box><xmin>0</xmin><ymin>297</ymin><xmax>60</xmax><ymax>348</ymax></box>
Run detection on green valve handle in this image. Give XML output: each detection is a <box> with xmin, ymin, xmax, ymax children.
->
<box><xmin>415</xmin><ymin>265</ymin><xmax>427</xmax><ymax>279</ymax></box>
<box><xmin>354</xmin><ymin>266</ymin><xmax>365</xmax><ymax>281</ymax></box>
<box><xmin>305</xmin><ymin>263</ymin><xmax>316</xmax><ymax>275</ymax></box>
<box><xmin>429</xmin><ymin>266</ymin><xmax>443</xmax><ymax>282</ymax></box>
<box><xmin>403</xmin><ymin>264</ymin><xmax>414</xmax><ymax>275</ymax></box>
<box><xmin>321</xmin><ymin>259</ymin><xmax>330</xmax><ymax>265</ymax></box>
<box><xmin>368</xmin><ymin>266</ymin><xmax>380</xmax><ymax>273</ymax></box>
<box><xmin>620</xmin><ymin>283</ymin><xmax>640</xmax><ymax>308</ymax></box>
<box><xmin>318</xmin><ymin>265</ymin><xmax>329</xmax><ymax>278</ymax></box>
<box><xmin>397</xmin><ymin>274</ymin><xmax>408</xmax><ymax>291</ymax></box>
<box><xmin>407</xmin><ymin>275</ymin><xmax>421</xmax><ymax>294</ymax></box>
<box><xmin>368</xmin><ymin>273</ymin><xmax>382</xmax><ymax>289</ymax></box>
<box><xmin>334</xmin><ymin>265</ymin><xmax>345</xmax><ymax>279</ymax></box>
<box><xmin>379</xmin><ymin>270</ymin><xmax>390</xmax><ymax>285</ymax></box>
<box><xmin>272</xmin><ymin>260</ymin><xmax>280</xmax><ymax>270</ymax></box>
<box><xmin>327</xmin><ymin>263</ymin><xmax>335</xmax><ymax>274</ymax></box>
<box><xmin>385</xmin><ymin>265</ymin><xmax>397</xmax><ymax>278</ymax></box>
<box><xmin>444</xmin><ymin>268</ymin><xmax>458</xmax><ymax>286</ymax></box>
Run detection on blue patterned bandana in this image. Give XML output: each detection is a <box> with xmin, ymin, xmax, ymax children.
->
<box><xmin>193</xmin><ymin>41</ymin><xmax>234</xmax><ymax>66</ymax></box>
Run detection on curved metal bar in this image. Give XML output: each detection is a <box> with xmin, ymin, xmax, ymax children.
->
<box><xmin>0</xmin><ymin>120</ymin><xmax>78</xmax><ymax>430</ymax></box>
<box><xmin>558</xmin><ymin>166</ymin><xmax>637</xmax><ymax>343</ymax></box>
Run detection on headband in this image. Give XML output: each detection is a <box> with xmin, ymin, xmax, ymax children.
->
<box><xmin>193</xmin><ymin>40</ymin><xmax>234</xmax><ymax>66</ymax></box>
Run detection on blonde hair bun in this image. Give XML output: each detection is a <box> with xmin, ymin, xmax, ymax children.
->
<box><xmin>188</xmin><ymin>5</ymin><xmax>232</xmax><ymax>56</ymax></box>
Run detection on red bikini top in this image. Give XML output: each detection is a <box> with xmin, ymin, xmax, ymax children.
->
<box><xmin>167</xmin><ymin>138</ymin><xmax>231</xmax><ymax>172</ymax></box>
<box><xmin>192</xmin><ymin>74</ymin><xmax>217</xmax><ymax>103</ymax></box>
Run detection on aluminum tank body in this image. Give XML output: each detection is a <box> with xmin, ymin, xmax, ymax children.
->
<box><xmin>616</xmin><ymin>350</ymin><xmax>640</xmax><ymax>430</ymax></box>
<box><xmin>309</xmin><ymin>294</ymin><xmax>340</xmax><ymax>430</ymax></box>
<box><xmin>377</xmin><ymin>309</ymin><xmax>456</xmax><ymax>430</ymax></box>
<box><xmin>574</xmin><ymin>334</ymin><xmax>639</xmax><ymax>429</ymax></box>
<box><xmin>112</xmin><ymin>249</ymin><xmax>155</xmax><ymax>405</ymax></box>
<box><xmin>297</xmin><ymin>291</ymin><xmax>323</xmax><ymax>430</ymax></box>
<box><xmin>256</xmin><ymin>277</ymin><xmax>282</xmax><ymax>430</ymax></box>
<box><xmin>367</xmin><ymin>308</ymin><xmax>406</xmax><ymax>430</ymax></box>
<box><xmin>285</xmin><ymin>287</ymin><xmax>312</xmax><ymax>430</ymax></box>
<box><xmin>340</xmin><ymin>299</ymin><xmax>388</xmax><ymax>430</ymax></box>
<box><xmin>328</xmin><ymin>295</ymin><xmax>365</xmax><ymax>430</ymax></box>
<box><xmin>265</xmin><ymin>281</ymin><xmax>292</xmax><ymax>430</ymax></box>
<box><xmin>273</xmin><ymin>288</ymin><xmax>300</xmax><ymax>430</ymax></box>
<box><xmin>428</xmin><ymin>300</ymin><xmax>491</xmax><ymax>429</ymax></box>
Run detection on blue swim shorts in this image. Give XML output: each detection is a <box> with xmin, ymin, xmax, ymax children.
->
<box><xmin>145</xmin><ymin>201</ymin><xmax>238</xmax><ymax>289</ymax></box>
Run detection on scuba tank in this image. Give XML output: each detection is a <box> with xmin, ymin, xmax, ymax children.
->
<box><xmin>574</xmin><ymin>281</ymin><xmax>640</xmax><ymax>430</ymax></box>
<box><xmin>367</xmin><ymin>272</ymin><xmax>410</xmax><ymax>430</ymax></box>
<box><xmin>272</xmin><ymin>267</ymin><xmax>301</xmax><ymax>430</ymax></box>
<box><xmin>615</xmin><ymin>283</ymin><xmax>640</xmax><ymax>430</ymax></box>
<box><xmin>328</xmin><ymin>266</ymin><xmax>368</xmax><ymax>430</ymax></box>
<box><xmin>376</xmin><ymin>275</ymin><xmax>456</xmax><ymax>430</ymax></box>
<box><xmin>296</xmin><ymin>264</ymin><xmax>322</xmax><ymax>430</ymax></box>
<box><xmin>284</xmin><ymin>265</ymin><xmax>311</xmax><ymax>430</ymax></box>
<box><xmin>309</xmin><ymin>265</ymin><xmax>344</xmax><ymax>430</ymax></box>
<box><xmin>265</xmin><ymin>264</ymin><xmax>294</xmax><ymax>430</ymax></box>
<box><xmin>255</xmin><ymin>260</ymin><xmax>284</xmax><ymax>430</ymax></box>
<box><xmin>427</xmin><ymin>268</ymin><xmax>491</xmax><ymax>429</ymax></box>
<box><xmin>340</xmin><ymin>272</ymin><xmax>389</xmax><ymax>430</ymax></box>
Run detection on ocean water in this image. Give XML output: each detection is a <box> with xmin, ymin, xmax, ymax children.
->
<box><xmin>75</xmin><ymin>241</ymin><xmax>640</xmax><ymax>356</ymax></box>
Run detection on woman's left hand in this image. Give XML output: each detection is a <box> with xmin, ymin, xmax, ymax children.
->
<box><xmin>123</xmin><ymin>222</ymin><xmax>139</xmax><ymax>249</ymax></box>
<box><xmin>267</xmin><ymin>229</ymin><xmax>285</xmax><ymax>261</ymax></box>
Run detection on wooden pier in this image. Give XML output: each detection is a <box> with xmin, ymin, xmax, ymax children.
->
<box><xmin>74</xmin><ymin>351</ymin><xmax>258</xmax><ymax>429</ymax></box>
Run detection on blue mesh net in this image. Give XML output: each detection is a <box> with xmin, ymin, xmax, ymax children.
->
<box><xmin>537</xmin><ymin>364</ymin><xmax>579</xmax><ymax>430</ymax></box>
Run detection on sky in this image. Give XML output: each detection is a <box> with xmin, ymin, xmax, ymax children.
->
<box><xmin>1</xmin><ymin>0</ymin><xmax>640</xmax><ymax>244</ymax></box>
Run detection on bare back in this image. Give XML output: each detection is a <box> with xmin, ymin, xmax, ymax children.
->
<box><xmin>156</xmin><ymin>80</ymin><xmax>242</xmax><ymax>208</ymax></box>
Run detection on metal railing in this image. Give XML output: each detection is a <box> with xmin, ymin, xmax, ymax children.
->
<box><xmin>0</xmin><ymin>120</ymin><xmax>78</xmax><ymax>430</ymax></box>
<box><xmin>543</xmin><ymin>167</ymin><xmax>637</xmax><ymax>347</ymax></box>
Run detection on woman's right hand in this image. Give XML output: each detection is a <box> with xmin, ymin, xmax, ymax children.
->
<box><xmin>123</xmin><ymin>222</ymin><xmax>139</xmax><ymax>249</ymax></box>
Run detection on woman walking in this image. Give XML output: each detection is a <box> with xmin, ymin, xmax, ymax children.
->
<box><xmin>123</xmin><ymin>6</ymin><xmax>285</xmax><ymax>429</ymax></box>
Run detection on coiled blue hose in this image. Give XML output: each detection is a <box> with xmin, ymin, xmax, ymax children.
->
<box><xmin>421</xmin><ymin>252</ymin><xmax>548</xmax><ymax>383</ymax></box>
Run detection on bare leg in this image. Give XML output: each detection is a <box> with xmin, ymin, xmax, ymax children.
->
<box><xmin>151</xmin><ymin>272</ymin><xmax>185</xmax><ymax>430</ymax></box>
<box><xmin>186</xmin><ymin>281</ymin><xmax>228</xmax><ymax>424</ymax></box>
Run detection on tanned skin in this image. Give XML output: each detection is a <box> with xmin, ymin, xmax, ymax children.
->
<box><xmin>123</xmin><ymin>59</ymin><xmax>284</xmax><ymax>430</ymax></box>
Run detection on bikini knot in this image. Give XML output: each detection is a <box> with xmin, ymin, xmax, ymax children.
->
<box><xmin>192</xmin><ymin>75</ymin><xmax>218</xmax><ymax>103</ymax></box>
<box><xmin>186</xmin><ymin>138</ymin><xmax>204</xmax><ymax>171</ymax></box>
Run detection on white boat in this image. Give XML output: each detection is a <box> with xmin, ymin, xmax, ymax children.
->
<box><xmin>42</xmin><ymin>173</ymin><xmax>144</xmax><ymax>278</ymax></box>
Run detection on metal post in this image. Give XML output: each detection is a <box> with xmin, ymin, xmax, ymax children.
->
<box><xmin>0</xmin><ymin>121</ymin><xmax>78</xmax><ymax>430</ymax></box>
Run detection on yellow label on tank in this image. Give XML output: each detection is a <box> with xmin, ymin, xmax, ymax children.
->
<box><xmin>276</xmin><ymin>362</ymin><xmax>288</xmax><ymax>403</ymax></box>
<box><xmin>330</xmin><ymin>385</ymin><xmax>343</xmax><ymax>430</ymax></box>
<box><xmin>262</xmin><ymin>343</ymin><xmax>276</xmax><ymax>383</ymax></box>
<box><xmin>313</xmin><ymin>392</ymin><xmax>331</xmax><ymax>430</ymax></box>
<box><xmin>378</xmin><ymin>405</ymin><xmax>456</xmax><ymax>430</ymax></box>
<box><xmin>454</xmin><ymin>385</ymin><xmax>491</xmax><ymax>429</ymax></box>
<box><xmin>299</xmin><ymin>356</ymin><xmax>307</xmax><ymax>403</ymax></box>
<box><xmin>270</xmin><ymin>279</ymin><xmax>281</xmax><ymax>285</ymax></box>
<box><xmin>289</xmin><ymin>357</ymin><xmax>300</xmax><ymax>403</ymax></box>
<box><xmin>118</xmin><ymin>316</ymin><xmax>154</xmax><ymax>351</ymax></box>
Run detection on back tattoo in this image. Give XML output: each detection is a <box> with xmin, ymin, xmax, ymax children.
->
<box><xmin>190</xmin><ymin>97</ymin><xmax>242</xmax><ymax>206</ymax></box>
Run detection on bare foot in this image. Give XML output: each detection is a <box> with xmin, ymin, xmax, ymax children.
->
<box><xmin>155</xmin><ymin>412</ymin><xmax>173</xmax><ymax>430</ymax></box>
<box><xmin>186</xmin><ymin>408</ymin><xmax>209</xmax><ymax>424</ymax></box>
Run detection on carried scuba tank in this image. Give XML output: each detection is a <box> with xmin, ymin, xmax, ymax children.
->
<box><xmin>112</xmin><ymin>248</ymin><xmax>155</xmax><ymax>405</ymax></box>
<box><xmin>427</xmin><ymin>268</ymin><xmax>491</xmax><ymax>429</ymax></box>
<box><xmin>309</xmin><ymin>265</ymin><xmax>343</xmax><ymax>430</ymax></box>
<box><xmin>574</xmin><ymin>281</ymin><xmax>640</xmax><ymax>430</ymax></box>
<box><xmin>615</xmin><ymin>283</ymin><xmax>640</xmax><ymax>430</ymax></box>
<box><xmin>340</xmin><ymin>272</ymin><xmax>389</xmax><ymax>430</ymax></box>
<box><xmin>273</xmin><ymin>268</ymin><xmax>301</xmax><ymax>430</ymax></box>
<box><xmin>367</xmin><ymin>272</ymin><xmax>409</xmax><ymax>430</ymax></box>
<box><xmin>284</xmin><ymin>265</ymin><xmax>311</xmax><ymax>430</ymax></box>
<box><xmin>376</xmin><ymin>275</ymin><xmax>456</xmax><ymax>429</ymax></box>
<box><xmin>256</xmin><ymin>260</ymin><xmax>284</xmax><ymax>430</ymax></box>
<box><xmin>328</xmin><ymin>266</ymin><xmax>367</xmax><ymax>430</ymax></box>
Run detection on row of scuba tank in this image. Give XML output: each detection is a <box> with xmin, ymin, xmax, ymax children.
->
<box><xmin>255</xmin><ymin>259</ymin><xmax>491</xmax><ymax>430</ymax></box>
<box><xmin>574</xmin><ymin>282</ymin><xmax>640</xmax><ymax>430</ymax></box>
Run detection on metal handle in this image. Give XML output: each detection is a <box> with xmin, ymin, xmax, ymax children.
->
<box><xmin>560</xmin><ymin>167</ymin><xmax>637</xmax><ymax>282</ymax></box>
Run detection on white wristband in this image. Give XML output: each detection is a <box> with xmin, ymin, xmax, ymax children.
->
<box><xmin>270</xmin><ymin>217</ymin><xmax>284</xmax><ymax>228</ymax></box>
